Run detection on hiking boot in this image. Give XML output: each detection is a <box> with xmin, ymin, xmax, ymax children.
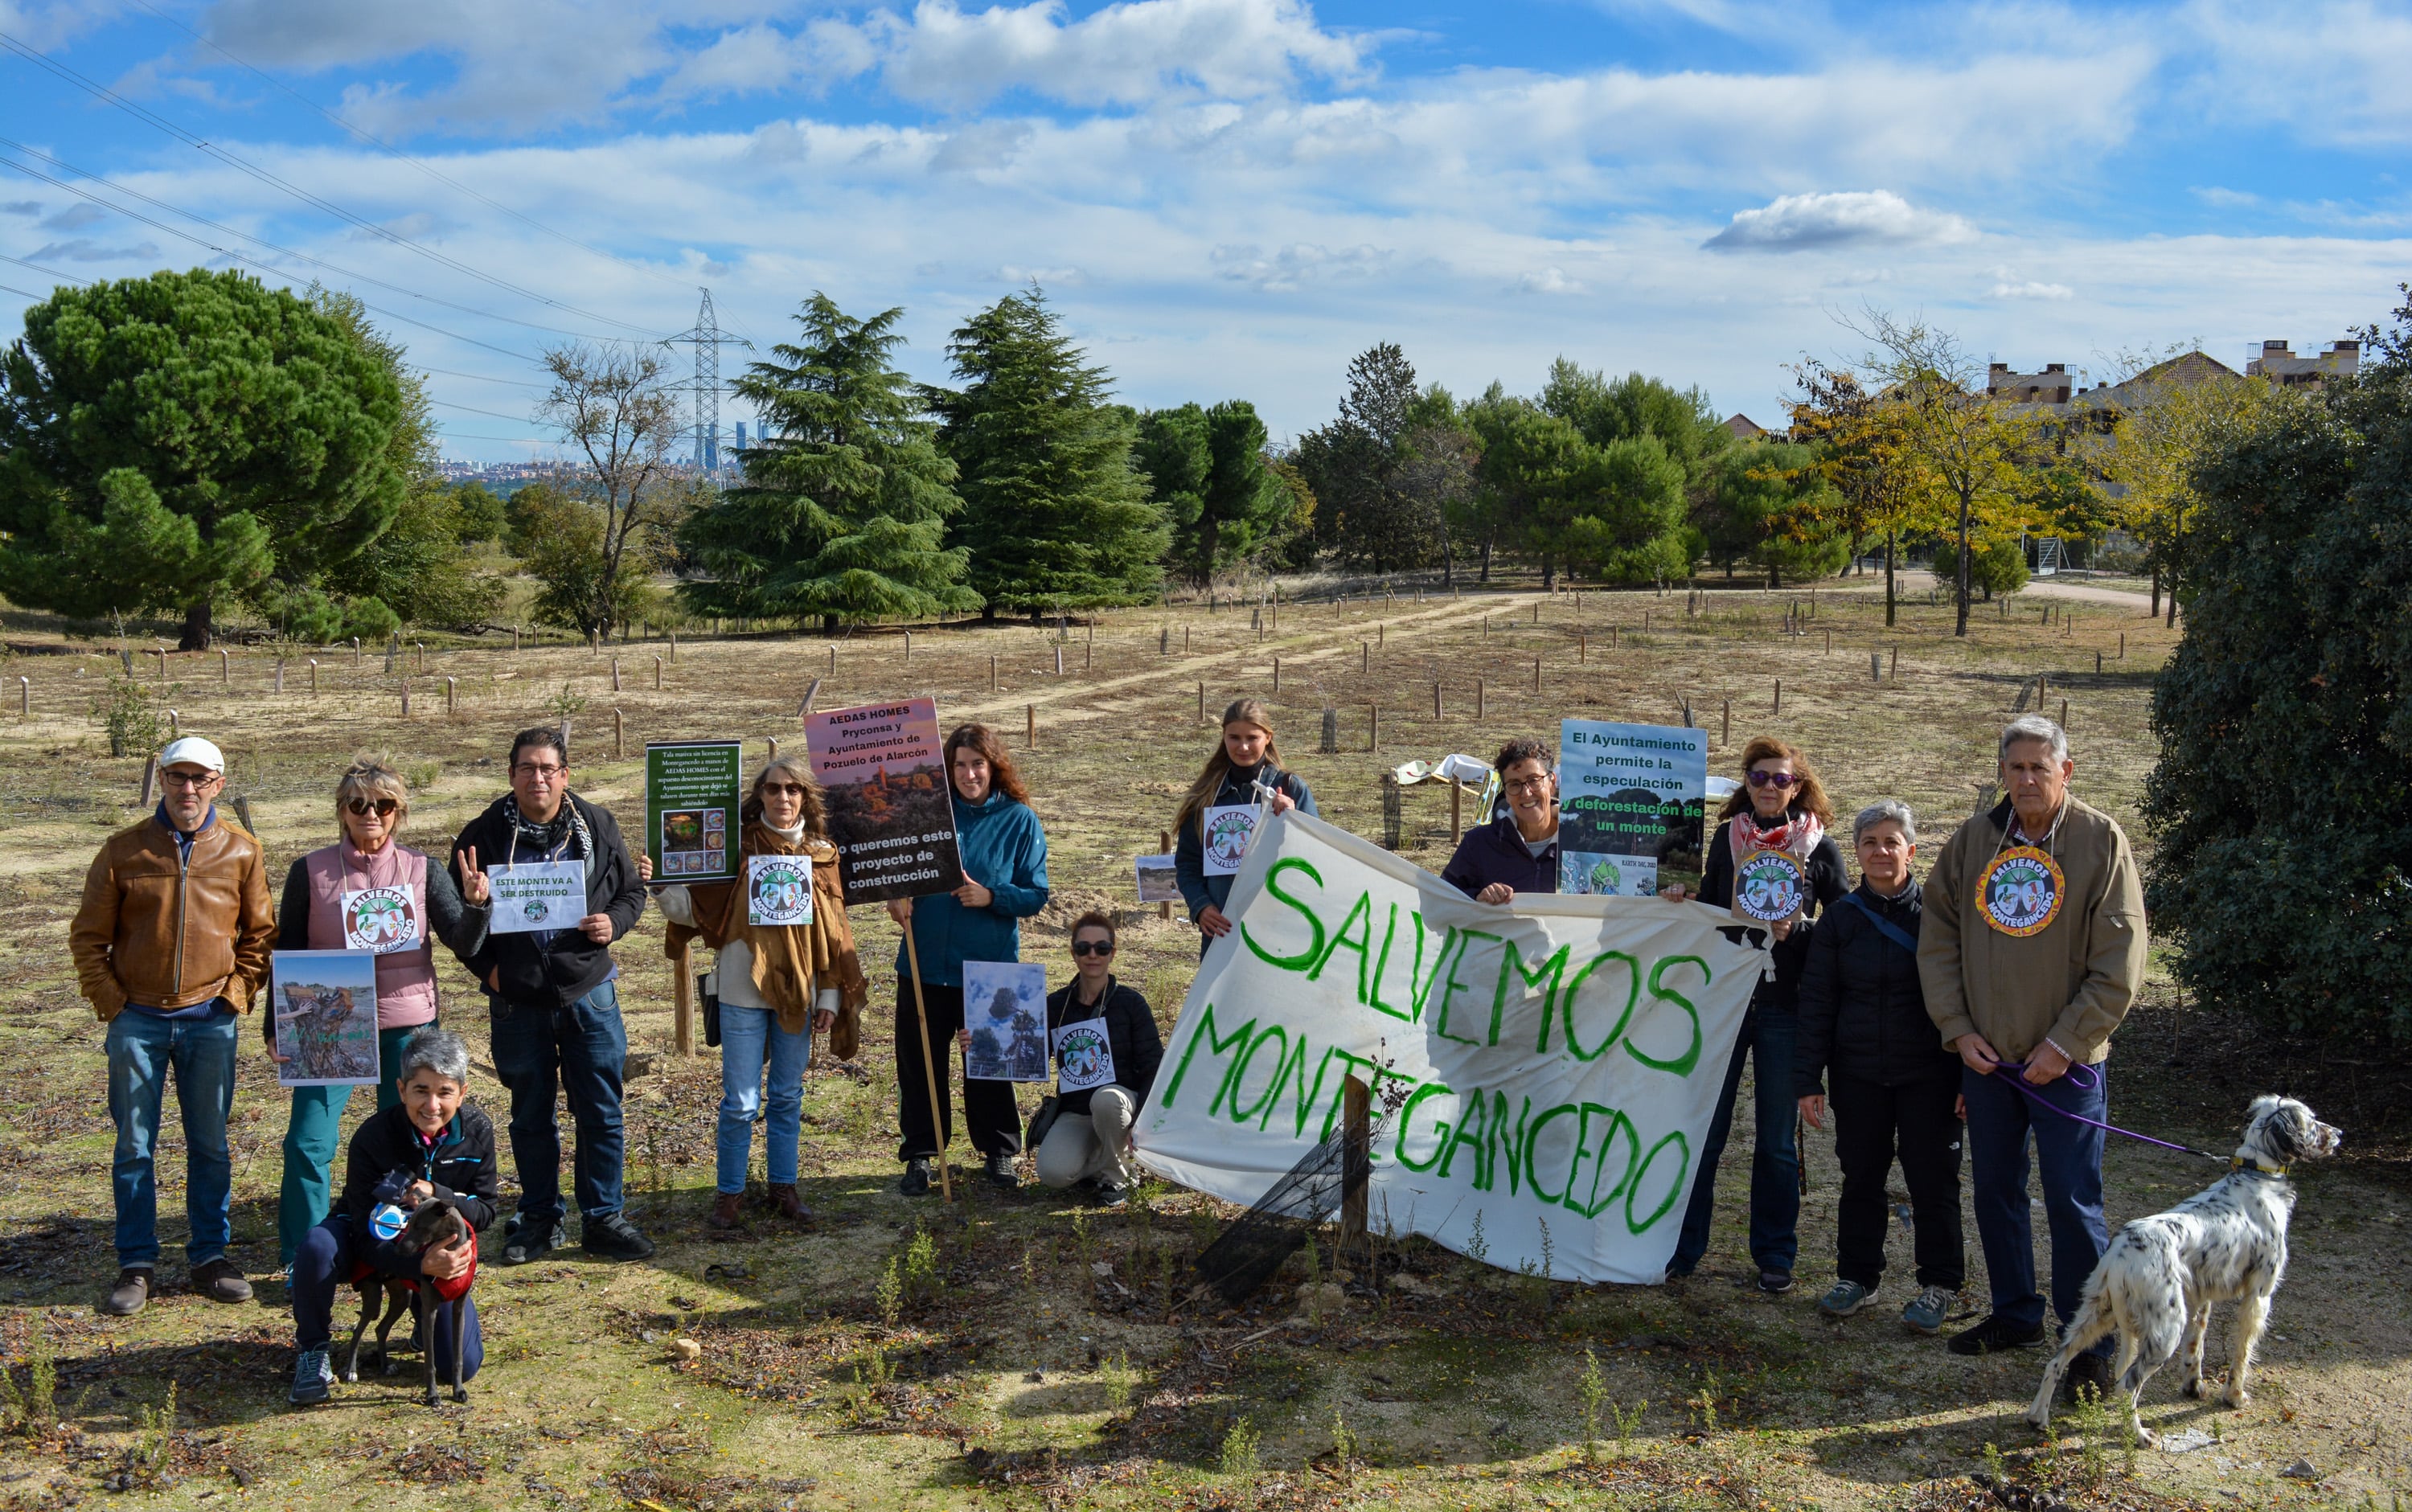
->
<box><xmin>2061</xmin><ymin>1350</ymin><xmax>2116</xmax><ymax>1404</ymax></box>
<box><xmin>900</xmin><ymin>1158</ymin><xmax>933</xmax><ymax>1197</ymax></box>
<box><xmin>499</xmin><ymin>1216</ymin><xmax>566</xmax><ymax>1267</ymax></box>
<box><xmin>191</xmin><ymin>1257</ymin><xmax>252</xmax><ymax>1304</ymax></box>
<box><xmin>984</xmin><ymin>1153</ymin><xmax>1021</xmax><ymax>1190</ymax></box>
<box><xmin>1815</xmin><ymin>1280</ymin><xmax>1875</xmax><ymax>1318</ymax></box>
<box><xmin>1757</xmin><ymin>1268</ymin><xmax>1795</xmax><ymax>1295</ymax></box>
<box><xmin>706</xmin><ymin>1192</ymin><xmax>748</xmax><ymax>1231</ymax></box>
<box><xmin>289</xmin><ymin>1346</ymin><xmax>334</xmax><ymax>1407</ymax></box>
<box><xmin>100</xmin><ymin>1268</ymin><xmax>151</xmax><ymax>1317</ymax></box>
<box><xmin>1948</xmin><ymin>1313</ymin><xmax>2046</xmax><ymax>1356</ymax></box>
<box><xmin>582</xmin><ymin>1211</ymin><xmax>655</xmax><ymax>1263</ymax></box>
<box><xmin>1902</xmin><ymin>1285</ymin><xmax>1957</xmax><ymax>1336</ymax></box>
<box><xmin>765</xmin><ymin>1183</ymin><xmax>810</xmax><ymax>1223</ymax></box>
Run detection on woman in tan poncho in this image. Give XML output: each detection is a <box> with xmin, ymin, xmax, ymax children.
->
<box><xmin>642</xmin><ymin>756</ymin><xmax>867</xmax><ymax>1229</ymax></box>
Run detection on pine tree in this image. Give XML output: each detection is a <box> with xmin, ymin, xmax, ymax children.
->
<box><xmin>1294</xmin><ymin>342</ymin><xmax>1442</xmax><ymax>572</ymax></box>
<box><xmin>680</xmin><ymin>294</ymin><xmax>978</xmax><ymax>632</ymax></box>
<box><xmin>930</xmin><ymin>289</ymin><xmax>1165</xmax><ymax>617</ymax></box>
<box><xmin>1141</xmin><ymin>400</ymin><xmax>1294</xmax><ymax>585</ymax></box>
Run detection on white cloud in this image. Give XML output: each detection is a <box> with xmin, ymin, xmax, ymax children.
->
<box><xmin>1514</xmin><ymin>267</ymin><xmax>1586</xmax><ymax>295</ymax></box>
<box><xmin>2184</xmin><ymin>0</ymin><xmax>2412</xmax><ymax>147</ymax></box>
<box><xmin>1987</xmin><ymin>272</ymin><xmax>2075</xmax><ymax>301</ymax></box>
<box><xmin>1704</xmin><ymin>191</ymin><xmax>1975</xmax><ymax>252</ymax></box>
<box><xmin>1211</xmin><ymin>241</ymin><xmax>1390</xmax><ymax>291</ymax></box>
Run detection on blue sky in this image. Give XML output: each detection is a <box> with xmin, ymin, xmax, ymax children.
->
<box><xmin>2</xmin><ymin>0</ymin><xmax>2406</xmax><ymax>463</ymax></box>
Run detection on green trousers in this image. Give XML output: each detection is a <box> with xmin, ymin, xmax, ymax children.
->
<box><xmin>277</xmin><ymin>1022</ymin><xmax>423</xmax><ymax>1268</ymax></box>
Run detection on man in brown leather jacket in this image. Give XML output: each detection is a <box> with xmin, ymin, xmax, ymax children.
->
<box><xmin>70</xmin><ymin>737</ymin><xmax>275</xmax><ymax>1317</ymax></box>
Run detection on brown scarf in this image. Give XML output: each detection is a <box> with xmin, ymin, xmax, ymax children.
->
<box><xmin>661</xmin><ymin>824</ymin><xmax>870</xmax><ymax>1056</ymax></box>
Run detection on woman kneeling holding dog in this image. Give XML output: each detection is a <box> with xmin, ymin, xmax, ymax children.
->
<box><xmin>289</xmin><ymin>1028</ymin><xmax>494</xmax><ymax>1406</ymax></box>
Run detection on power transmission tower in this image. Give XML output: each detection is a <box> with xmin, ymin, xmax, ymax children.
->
<box><xmin>663</xmin><ymin>288</ymin><xmax>752</xmax><ymax>478</ymax></box>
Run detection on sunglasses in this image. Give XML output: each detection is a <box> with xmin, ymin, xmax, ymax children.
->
<box><xmin>1072</xmin><ymin>940</ymin><xmax>1114</xmax><ymax>957</ymax></box>
<box><xmin>1746</xmin><ymin>770</ymin><xmax>1799</xmax><ymax>789</ymax></box>
<box><xmin>761</xmin><ymin>782</ymin><xmax>806</xmax><ymax>797</ymax></box>
<box><xmin>346</xmin><ymin>798</ymin><xmax>400</xmax><ymax>817</ymax></box>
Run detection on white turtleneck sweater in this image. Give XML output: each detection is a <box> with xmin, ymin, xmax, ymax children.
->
<box><xmin>658</xmin><ymin>821</ymin><xmax>839</xmax><ymax>1016</ymax></box>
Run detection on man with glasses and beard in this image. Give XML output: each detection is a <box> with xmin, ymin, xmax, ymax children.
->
<box><xmin>448</xmin><ymin>729</ymin><xmax>651</xmax><ymax>1264</ymax></box>
<box><xmin>72</xmin><ymin>736</ymin><xmax>276</xmax><ymax>1315</ymax></box>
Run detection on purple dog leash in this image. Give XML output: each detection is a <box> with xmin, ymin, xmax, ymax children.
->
<box><xmin>1985</xmin><ymin>1059</ymin><xmax>2229</xmax><ymax>1164</ymax></box>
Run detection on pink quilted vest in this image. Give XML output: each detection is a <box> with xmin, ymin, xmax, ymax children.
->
<box><xmin>302</xmin><ymin>842</ymin><xmax>438</xmax><ymax>1028</ymax></box>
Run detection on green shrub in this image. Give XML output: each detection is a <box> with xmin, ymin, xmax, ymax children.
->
<box><xmin>1929</xmin><ymin>536</ymin><xmax>2030</xmax><ymax>599</ymax></box>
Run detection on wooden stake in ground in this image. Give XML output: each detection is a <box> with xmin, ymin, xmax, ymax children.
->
<box><xmin>139</xmin><ymin>760</ymin><xmax>155</xmax><ymax>806</ymax></box>
<box><xmin>612</xmin><ymin>658</ymin><xmax>622</xmax><ymax>692</ymax></box>
<box><xmin>1369</xmin><ymin>704</ymin><xmax>1380</xmax><ymax>752</ymax></box>
<box><xmin>1891</xmin><ymin>646</ymin><xmax>1899</xmax><ymax>678</ymax></box>
<box><xmin>905</xmin><ymin>631</ymin><xmax>913</xmax><ymax>662</ymax></box>
<box><xmin>1450</xmin><ymin>778</ymin><xmax>1463</xmax><ymax>842</ymax></box>
<box><xmin>1274</xmin><ymin>656</ymin><xmax>1282</xmax><ymax>694</ymax></box>
<box><xmin>446</xmin><ymin>677</ymin><xmax>457</xmax><ymax>715</ymax></box>
<box><xmin>1159</xmin><ymin>830</ymin><xmax>1173</xmax><ymax>921</ymax></box>
<box><xmin>275</xmin><ymin>659</ymin><xmax>284</xmax><ymax>695</ymax></box>
<box><xmin>1532</xmin><ymin>657</ymin><xmax>1540</xmax><ymax>693</ymax></box>
<box><xmin>767</xmin><ymin>736</ymin><xmax>778</xmax><ymax>761</ymax></box>
<box><xmin>1475</xmin><ymin>678</ymin><xmax>1484</xmax><ymax>720</ymax></box>
<box><xmin>1027</xmin><ymin>703</ymin><xmax>1036</xmax><ymax>746</ymax></box>
<box><xmin>308</xmin><ymin>659</ymin><xmax>318</xmax><ymax>695</ymax></box>
<box><xmin>1196</xmin><ymin>682</ymin><xmax>1205</xmax><ymax>723</ymax></box>
<box><xmin>654</xmin><ymin>655</ymin><xmax>663</xmax><ymax>690</ymax></box>
<box><xmin>16</xmin><ymin>677</ymin><xmax>27</xmax><ymax>716</ymax></box>
<box><xmin>613</xmin><ymin>709</ymin><xmax>624</xmax><ymax>758</ymax></box>
<box><xmin>1579</xmin><ymin>629</ymin><xmax>1587</xmax><ymax>662</ymax></box>
<box><xmin>400</xmin><ymin>686</ymin><xmax>410</xmax><ymax>718</ymax></box>
<box><xmin>2060</xmin><ymin>699</ymin><xmax>2069</xmax><ymax>731</ymax></box>
<box><xmin>1721</xmin><ymin>699</ymin><xmax>1731</xmax><ymax>746</ymax></box>
<box><xmin>900</xmin><ymin>928</ymin><xmax>955</xmax><ymax>1203</ymax></box>
<box><xmin>674</xmin><ymin>939</ymin><xmax>695</xmax><ymax>1055</ymax></box>
<box><xmin>1361</xmin><ymin>642</ymin><xmax>1369</xmax><ymax>674</ymax></box>
<box><xmin>1433</xmin><ymin>682</ymin><xmax>1443</xmax><ymax>720</ymax></box>
<box><xmin>1774</xmin><ymin>678</ymin><xmax>1782</xmax><ymax>716</ymax></box>
<box><xmin>219</xmin><ymin>649</ymin><xmax>228</xmax><ymax>685</ymax></box>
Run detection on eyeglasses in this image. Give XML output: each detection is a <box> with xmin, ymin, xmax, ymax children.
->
<box><xmin>1503</xmin><ymin>776</ymin><xmax>1552</xmax><ymax>794</ymax></box>
<box><xmin>159</xmin><ymin>770</ymin><xmax>220</xmax><ymax>789</ymax></box>
<box><xmin>346</xmin><ymin>798</ymin><xmax>400</xmax><ymax>817</ymax></box>
<box><xmin>511</xmin><ymin>763</ymin><xmax>565</xmax><ymax>781</ymax></box>
<box><xmin>1072</xmin><ymin>940</ymin><xmax>1114</xmax><ymax>957</ymax></box>
<box><xmin>1745</xmin><ymin>770</ymin><xmax>1799</xmax><ymax>789</ymax></box>
<box><xmin>761</xmin><ymin>783</ymin><xmax>806</xmax><ymax>797</ymax></box>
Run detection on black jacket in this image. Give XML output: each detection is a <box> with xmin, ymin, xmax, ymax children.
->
<box><xmin>447</xmin><ymin>793</ymin><xmax>646</xmax><ymax>1009</ymax></box>
<box><xmin>1044</xmin><ymin>975</ymin><xmax>1164</xmax><ymax>1118</ymax></box>
<box><xmin>1698</xmin><ymin>814</ymin><xmax>1848</xmax><ymax>1013</ymax></box>
<box><xmin>1441</xmin><ymin>813</ymin><xmax>1560</xmax><ymax>899</ymax></box>
<box><xmin>339</xmin><ymin>1100</ymin><xmax>500</xmax><ymax>1278</ymax></box>
<box><xmin>1794</xmin><ymin>880</ymin><xmax>1957</xmax><ymax>1093</ymax></box>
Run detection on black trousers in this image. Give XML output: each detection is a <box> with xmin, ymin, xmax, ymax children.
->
<box><xmin>1828</xmin><ymin>1072</ymin><xmax>1965</xmax><ymax>1291</ymax></box>
<box><xmin>893</xmin><ymin>979</ymin><xmax>1023</xmax><ymax>1163</ymax></box>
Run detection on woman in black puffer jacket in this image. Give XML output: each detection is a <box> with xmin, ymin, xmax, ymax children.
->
<box><xmin>1794</xmin><ymin>798</ymin><xmax>1965</xmax><ymax>1334</ymax></box>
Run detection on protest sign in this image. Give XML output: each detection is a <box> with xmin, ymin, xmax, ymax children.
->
<box><xmin>340</xmin><ymin>885</ymin><xmax>420</xmax><ymax>955</ymax></box>
<box><xmin>1201</xmin><ymin>803</ymin><xmax>1259</xmax><ymax>875</ymax></box>
<box><xmin>748</xmin><ymin>853</ymin><xmax>814</xmax><ymax>927</ymax></box>
<box><xmin>1132</xmin><ymin>809</ymin><xmax>1764</xmax><ymax>1284</ymax></box>
<box><xmin>1733</xmin><ymin>849</ymin><xmax>1809</xmax><ymax>924</ymax></box>
<box><xmin>1557</xmin><ymin>719</ymin><xmax>1708</xmax><ymax>899</ymax></box>
<box><xmin>646</xmin><ymin>741</ymin><xmax>742</xmax><ymax>882</ymax></box>
<box><xmin>803</xmin><ymin>698</ymin><xmax>962</xmax><ymax>905</ymax></box>
<box><xmin>962</xmin><ymin>961</ymin><xmax>1048</xmax><ymax>1081</ymax></box>
<box><xmin>488</xmin><ymin>859</ymin><xmax>586</xmax><ymax>934</ymax></box>
<box><xmin>1134</xmin><ymin>854</ymin><xmax>1181</xmax><ymax>904</ymax></box>
<box><xmin>1054</xmin><ymin>1018</ymin><xmax>1117</xmax><ymax>1093</ymax></box>
<box><xmin>272</xmin><ymin>949</ymin><xmax>381</xmax><ymax>1088</ymax></box>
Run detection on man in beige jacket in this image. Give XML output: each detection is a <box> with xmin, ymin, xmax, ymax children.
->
<box><xmin>70</xmin><ymin>736</ymin><xmax>275</xmax><ymax>1317</ymax></box>
<box><xmin>1918</xmin><ymin>715</ymin><xmax>2146</xmax><ymax>1399</ymax></box>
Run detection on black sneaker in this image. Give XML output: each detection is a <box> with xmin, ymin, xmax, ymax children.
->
<box><xmin>2060</xmin><ymin>1350</ymin><xmax>2115</xmax><ymax>1404</ymax></box>
<box><xmin>899</xmin><ymin>1158</ymin><xmax>933</xmax><ymax>1198</ymax></box>
<box><xmin>1947</xmin><ymin>1313</ymin><xmax>2047</xmax><ymax>1356</ymax></box>
<box><xmin>1757</xmin><ymin>1269</ymin><xmax>1795</xmax><ymax>1295</ymax></box>
<box><xmin>499</xmin><ymin>1217</ymin><xmax>566</xmax><ymax>1267</ymax></box>
<box><xmin>985</xmin><ymin>1153</ymin><xmax>1021</xmax><ymax>1190</ymax></box>
<box><xmin>582</xmin><ymin>1211</ymin><xmax>655</xmax><ymax>1263</ymax></box>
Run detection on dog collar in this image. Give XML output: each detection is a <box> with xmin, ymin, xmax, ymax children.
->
<box><xmin>2230</xmin><ymin>1153</ymin><xmax>2290</xmax><ymax>1177</ymax></box>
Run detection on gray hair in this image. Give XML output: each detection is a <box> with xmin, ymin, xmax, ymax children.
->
<box><xmin>397</xmin><ymin>1027</ymin><xmax>471</xmax><ymax>1087</ymax></box>
<box><xmin>1999</xmin><ymin>715</ymin><xmax>2069</xmax><ymax>765</ymax></box>
<box><xmin>1852</xmin><ymin>799</ymin><xmax>1918</xmax><ymax>846</ymax></box>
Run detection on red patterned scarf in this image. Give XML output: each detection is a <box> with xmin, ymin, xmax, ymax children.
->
<box><xmin>1729</xmin><ymin>808</ymin><xmax>1826</xmax><ymax>867</ymax></box>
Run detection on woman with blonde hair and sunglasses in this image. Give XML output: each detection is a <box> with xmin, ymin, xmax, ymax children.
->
<box><xmin>271</xmin><ymin>759</ymin><xmax>492</xmax><ymax>1270</ymax></box>
<box><xmin>1660</xmin><ymin>735</ymin><xmax>1848</xmax><ymax>1294</ymax></box>
<box><xmin>641</xmin><ymin>756</ymin><xmax>868</xmax><ymax>1230</ymax></box>
<box><xmin>1174</xmin><ymin>698</ymin><xmax>1319</xmax><ymax>957</ymax></box>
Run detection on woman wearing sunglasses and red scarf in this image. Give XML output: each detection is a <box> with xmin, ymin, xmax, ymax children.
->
<box><xmin>1660</xmin><ymin>736</ymin><xmax>1848</xmax><ymax>1293</ymax></box>
<box><xmin>271</xmin><ymin>760</ymin><xmax>492</xmax><ymax>1271</ymax></box>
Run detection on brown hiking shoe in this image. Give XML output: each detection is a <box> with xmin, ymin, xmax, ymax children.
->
<box><xmin>765</xmin><ymin>1183</ymin><xmax>810</xmax><ymax>1223</ymax></box>
<box><xmin>706</xmin><ymin>1192</ymin><xmax>748</xmax><ymax>1231</ymax></box>
<box><xmin>191</xmin><ymin>1257</ymin><xmax>252</xmax><ymax>1304</ymax></box>
<box><xmin>101</xmin><ymin>1268</ymin><xmax>151</xmax><ymax>1317</ymax></box>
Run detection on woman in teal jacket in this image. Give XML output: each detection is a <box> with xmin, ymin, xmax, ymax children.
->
<box><xmin>884</xmin><ymin>723</ymin><xmax>1049</xmax><ymax>1195</ymax></box>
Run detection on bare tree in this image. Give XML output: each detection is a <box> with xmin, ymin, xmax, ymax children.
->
<box><xmin>534</xmin><ymin>343</ymin><xmax>681</xmax><ymax>637</ymax></box>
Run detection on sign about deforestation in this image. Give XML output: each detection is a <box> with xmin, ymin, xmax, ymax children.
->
<box><xmin>803</xmin><ymin>698</ymin><xmax>962</xmax><ymax>905</ymax></box>
<box><xmin>646</xmin><ymin>740</ymin><xmax>743</xmax><ymax>883</ymax></box>
<box><xmin>1556</xmin><ymin>719</ymin><xmax>1708</xmax><ymax>899</ymax></box>
<box><xmin>272</xmin><ymin>949</ymin><xmax>381</xmax><ymax>1088</ymax></box>
<box><xmin>1132</xmin><ymin>809</ymin><xmax>1764</xmax><ymax>1285</ymax></box>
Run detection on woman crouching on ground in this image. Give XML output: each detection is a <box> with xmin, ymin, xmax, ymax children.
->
<box><xmin>1032</xmin><ymin>912</ymin><xmax>1163</xmax><ymax>1206</ymax></box>
<box><xmin>1794</xmin><ymin>799</ymin><xmax>1964</xmax><ymax>1334</ymax></box>
<box><xmin>1175</xmin><ymin>699</ymin><xmax>1318</xmax><ymax>957</ymax></box>
<box><xmin>642</xmin><ymin>756</ymin><xmax>868</xmax><ymax>1229</ymax></box>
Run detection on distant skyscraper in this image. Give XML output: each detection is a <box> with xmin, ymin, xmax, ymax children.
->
<box><xmin>735</xmin><ymin>420</ymin><xmax>749</xmax><ymax>450</ymax></box>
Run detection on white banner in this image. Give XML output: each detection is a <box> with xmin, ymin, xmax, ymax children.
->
<box><xmin>1133</xmin><ymin>809</ymin><xmax>1765</xmax><ymax>1284</ymax></box>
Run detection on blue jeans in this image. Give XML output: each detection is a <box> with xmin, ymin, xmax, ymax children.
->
<box><xmin>277</xmin><ymin>1022</ymin><xmax>420</xmax><ymax>1268</ymax></box>
<box><xmin>291</xmin><ymin>1215</ymin><xmax>482</xmax><ymax>1380</ymax></box>
<box><xmin>106</xmin><ymin>1010</ymin><xmax>240</xmax><ymax>1270</ymax></box>
<box><xmin>488</xmin><ymin>983</ymin><xmax>626</xmax><ymax>1224</ymax></box>
<box><xmin>1672</xmin><ymin>1006</ymin><xmax>1799</xmax><ymax>1276</ymax></box>
<box><xmin>1964</xmin><ymin>1062</ymin><xmax>2111</xmax><ymax>1350</ymax></box>
<box><xmin>716</xmin><ymin>1004</ymin><xmax>810</xmax><ymax>1194</ymax></box>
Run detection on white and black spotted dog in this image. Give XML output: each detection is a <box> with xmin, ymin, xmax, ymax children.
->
<box><xmin>2026</xmin><ymin>1095</ymin><xmax>2341</xmax><ymax>1445</ymax></box>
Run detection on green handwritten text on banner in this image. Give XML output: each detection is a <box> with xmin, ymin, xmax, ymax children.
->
<box><xmin>1133</xmin><ymin>810</ymin><xmax>1766</xmax><ymax>1284</ymax></box>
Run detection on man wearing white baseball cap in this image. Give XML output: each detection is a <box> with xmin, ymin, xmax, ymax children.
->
<box><xmin>71</xmin><ymin>736</ymin><xmax>276</xmax><ymax>1317</ymax></box>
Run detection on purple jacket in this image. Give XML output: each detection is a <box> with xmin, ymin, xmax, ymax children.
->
<box><xmin>1440</xmin><ymin>814</ymin><xmax>1560</xmax><ymax>899</ymax></box>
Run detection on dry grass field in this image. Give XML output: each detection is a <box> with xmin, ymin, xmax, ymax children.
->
<box><xmin>1</xmin><ymin>573</ymin><xmax>2406</xmax><ymax>1511</ymax></box>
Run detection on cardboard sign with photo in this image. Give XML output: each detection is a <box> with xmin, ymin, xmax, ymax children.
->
<box><xmin>803</xmin><ymin>698</ymin><xmax>962</xmax><ymax>907</ymax></box>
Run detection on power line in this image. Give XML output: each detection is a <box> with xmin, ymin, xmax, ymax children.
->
<box><xmin>0</xmin><ymin>251</ymin><xmax>89</xmax><ymax>286</ymax></box>
<box><xmin>124</xmin><ymin>0</ymin><xmax>692</xmax><ymax>297</ymax></box>
<box><xmin>429</xmin><ymin>397</ymin><xmax>554</xmax><ymax>425</ymax></box>
<box><xmin>0</xmin><ymin>279</ymin><xmax>49</xmax><ymax>300</ymax></box>
<box><xmin>0</xmin><ymin>29</ymin><xmax>666</xmax><ymax>338</ymax></box>
<box><xmin>414</xmin><ymin>365</ymin><xmax>547</xmax><ymax>388</ymax></box>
